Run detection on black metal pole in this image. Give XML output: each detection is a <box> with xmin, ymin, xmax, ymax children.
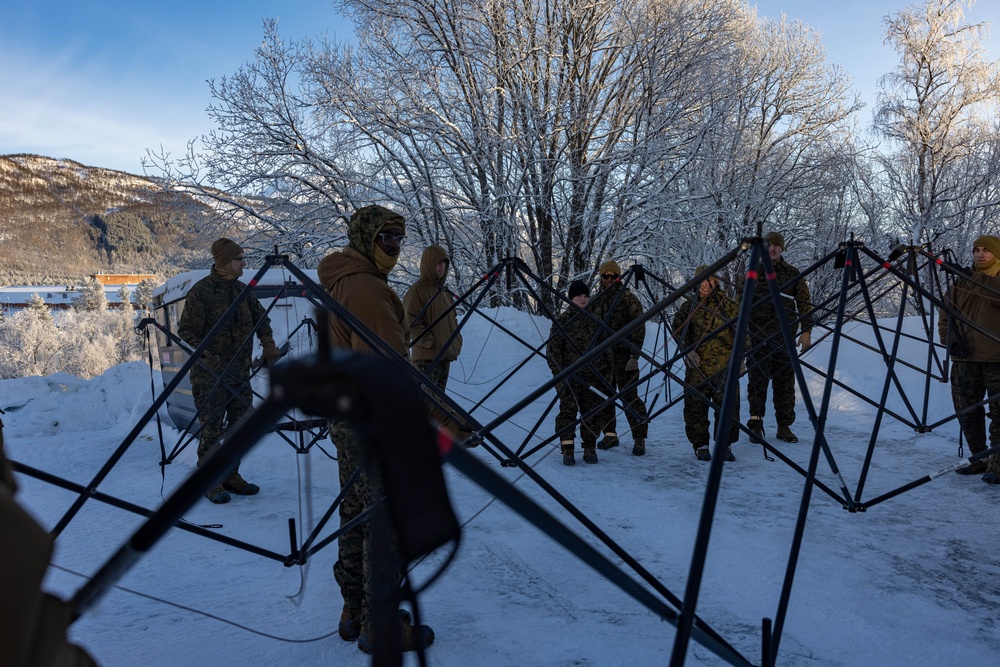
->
<box><xmin>769</xmin><ymin>242</ymin><xmax>856</xmax><ymax>663</ymax></box>
<box><xmin>444</xmin><ymin>443</ymin><xmax>752</xmax><ymax>667</ymax></box>
<box><xmin>669</xmin><ymin>241</ymin><xmax>760</xmax><ymax>667</ymax></box>
<box><xmin>52</xmin><ymin>259</ymin><xmax>281</xmax><ymax>536</ymax></box>
<box><xmin>71</xmin><ymin>397</ymin><xmax>288</xmax><ymax>618</ymax></box>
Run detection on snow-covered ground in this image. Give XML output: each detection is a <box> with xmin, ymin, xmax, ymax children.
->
<box><xmin>3</xmin><ymin>308</ymin><xmax>999</xmax><ymax>666</ymax></box>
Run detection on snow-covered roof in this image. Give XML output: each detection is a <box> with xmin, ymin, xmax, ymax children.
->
<box><xmin>0</xmin><ymin>284</ymin><xmax>140</xmax><ymax>307</ymax></box>
<box><xmin>152</xmin><ymin>267</ymin><xmax>321</xmax><ymax>305</ymax></box>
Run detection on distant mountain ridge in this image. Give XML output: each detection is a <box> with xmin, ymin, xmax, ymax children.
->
<box><xmin>0</xmin><ymin>154</ymin><xmax>215</xmax><ymax>285</ymax></box>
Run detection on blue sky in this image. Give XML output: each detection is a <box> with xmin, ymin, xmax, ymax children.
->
<box><xmin>2</xmin><ymin>1</ymin><xmax>998</xmax><ymax>174</ymax></box>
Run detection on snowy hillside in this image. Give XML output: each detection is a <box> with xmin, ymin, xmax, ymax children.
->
<box><xmin>2</xmin><ymin>309</ymin><xmax>998</xmax><ymax>666</ymax></box>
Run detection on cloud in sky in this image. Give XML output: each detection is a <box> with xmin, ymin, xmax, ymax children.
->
<box><xmin>0</xmin><ymin>48</ymin><xmax>208</xmax><ymax>171</ymax></box>
<box><xmin>1</xmin><ymin>1</ymin><xmax>350</xmax><ymax>174</ymax></box>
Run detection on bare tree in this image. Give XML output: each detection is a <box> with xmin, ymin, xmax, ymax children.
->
<box><xmin>147</xmin><ymin>1</ymin><xmax>865</xmax><ymax>311</ymax></box>
<box><xmin>313</xmin><ymin>0</ymin><xmax>753</xmax><ymax>303</ymax></box>
<box><xmin>874</xmin><ymin>0</ymin><xmax>1000</xmax><ymax>246</ymax></box>
<box><xmin>144</xmin><ymin>22</ymin><xmax>361</xmax><ymax>267</ymax></box>
<box><xmin>656</xmin><ymin>8</ymin><xmax>861</xmax><ymax>284</ymax></box>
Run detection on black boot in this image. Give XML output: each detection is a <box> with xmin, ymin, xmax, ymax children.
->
<box><xmin>957</xmin><ymin>459</ymin><xmax>988</xmax><ymax>475</ymax></box>
<box><xmin>597</xmin><ymin>433</ymin><xmax>619</xmax><ymax>450</ymax></box>
<box><xmin>223</xmin><ymin>471</ymin><xmax>260</xmax><ymax>495</ymax></box>
<box><xmin>776</xmin><ymin>424</ymin><xmax>798</xmax><ymax>443</ymax></box>
<box><xmin>205</xmin><ymin>485</ymin><xmax>231</xmax><ymax>504</ymax></box>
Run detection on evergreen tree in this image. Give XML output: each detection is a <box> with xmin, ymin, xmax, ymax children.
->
<box><xmin>73</xmin><ymin>278</ymin><xmax>108</xmax><ymax>311</ymax></box>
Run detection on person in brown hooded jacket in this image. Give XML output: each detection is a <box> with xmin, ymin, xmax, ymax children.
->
<box><xmin>403</xmin><ymin>245</ymin><xmax>463</xmax><ymax>391</ymax></box>
<box><xmin>1</xmin><ymin>417</ymin><xmax>98</xmax><ymax>667</ymax></box>
<box><xmin>939</xmin><ymin>234</ymin><xmax>1000</xmax><ymax>484</ymax></box>
<box><xmin>316</xmin><ymin>204</ymin><xmax>435</xmax><ymax>654</ymax></box>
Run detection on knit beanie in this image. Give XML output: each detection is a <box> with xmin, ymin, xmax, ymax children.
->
<box><xmin>211</xmin><ymin>238</ymin><xmax>244</xmax><ymax>268</ymax></box>
<box><xmin>973</xmin><ymin>235</ymin><xmax>1000</xmax><ymax>258</ymax></box>
<box><xmin>599</xmin><ymin>260</ymin><xmax>622</xmax><ymax>276</ymax></box>
<box><xmin>764</xmin><ymin>232</ymin><xmax>785</xmax><ymax>249</ymax></box>
<box><xmin>568</xmin><ymin>280</ymin><xmax>590</xmax><ymax>299</ymax></box>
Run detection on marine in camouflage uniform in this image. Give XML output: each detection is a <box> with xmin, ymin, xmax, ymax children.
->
<box><xmin>938</xmin><ymin>234</ymin><xmax>1000</xmax><ymax>483</ymax></box>
<box><xmin>546</xmin><ymin>280</ymin><xmax>614</xmax><ymax>464</ymax></box>
<box><xmin>741</xmin><ymin>232</ymin><xmax>812</xmax><ymax>442</ymax></box>
<box><xmin>404</xmin><ymin>244</ymin><xmax>463</xmax><ymax>392</ymax></box>
<box><xmin>589</xmin><ymin>260</ymin><xmax>649</xmax><ymax>453</ymax></box>
<box><xmin>177</xmin><ymin>238</ymin><xmax>278</xmax><ymax>502</ymax></box>
<box><xmin>672</xmin><ymin>268</ymin><xmax>740</xmax><ymax>459</ymax></box>
<box><xmin>317</xmin><ymin>205</ymin><xmax>435</xmax><ymax>651</ymax></box>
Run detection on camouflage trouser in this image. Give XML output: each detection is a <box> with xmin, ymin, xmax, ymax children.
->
<box><xmin>413</xmin><ymin>358</ymin><xmax>451</xmax><ymax>392</ymax></box>
<box><xmin>683</xmin><ymin>369</ymin><xmax>740</xmax><ymax>449</ymax></box>
<box><xmin>191</xmin><ymin>379</ymin><xmax>253</xmax><ymax>471</ymax></box>
<box><xmin>327</xmin><ymin>418</ymin><xmax>402</xmax><ymax>629</ymax></box>
<box><xmin>555</xmin><ymin>380</ymin><xmax>614</xmax><ymax>450</ymax></box>
<box><xmin>747</xmin><ymin>348</ymin><xmax>795</xmax><ymax>425</ymax></box>
<box><xmin>951</xmin><ymin>360</ymin><xmax>1000</xmax><ymax>474</ymax></box>
<box><xmin>607</xmin><ymin>350</ymin><xmax>648</xmax><ymax>438</ymax></box>
<box><xmin>413</xmin><ymin>359</ymin><xmax>468</xmax><ymax>438</ymax></box>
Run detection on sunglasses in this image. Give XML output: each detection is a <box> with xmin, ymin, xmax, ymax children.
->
<box><xmin>377</xmin><ymin>232</ymin><xmax>406</xmax><ymax>245</ymax></box>
<box><xmin>601</xmin><ymin>273</ymin><xmax>620</xmax><ymax>280</ymax></box>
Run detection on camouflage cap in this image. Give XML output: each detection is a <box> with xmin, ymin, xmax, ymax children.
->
<box><xmin>695</xmin><ymin>264</ymin><xmax>717</xmax><ymax>280</ymax></box>
<box><xmin>347</xmin><ymin>205</ymin><xmax>406</xmax><ymax>259</ymax></box>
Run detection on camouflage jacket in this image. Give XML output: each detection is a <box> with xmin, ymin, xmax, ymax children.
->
<box><xmin>938</xmin><ymin>269</ymin><xmax>1000</xmax><ymax>362</ymax></box>
<box><xmin>403</xmin><ymin>244</ymin><xmax>463</xmax><ymax>362</ymax></box>
<box><xmin>672</xmin><ymin>289</ymin><xmax>738</xmax><ymax>376</ymax></box>
<box><xmin>178</xmin><ymin>267</ymin><xmax>274</xmax><ymax>384</ymax></box>
<box><xmin>546</xmin><ymin>306</ymin><xmax>613</xmax><ymax>385</ymax></box>
<box><xmin>589</xmin><ymin>281</ymin><xmax>645</xmax><ymax>357</ymax></box>
<box><xmin>740</xmin><ymin>257</ymin><xmax>813</xmax><ymax>341</ymax></box>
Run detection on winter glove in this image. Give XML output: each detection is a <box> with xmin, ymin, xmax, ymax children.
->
<box><xmin>798</xmin><ymin>331</ymin><xmax>811</xmax><ymax>353</ymax></box>
<box><xmin>459</xmin><ymin>429</ymin><xmax>482</xmax><ymax>448</ymax></box>
<box><xmin>201</xmin><ymin>352</ymin><xmax>221</xmax><ymax>372</ymax></box>
<box><xmin>940</xmin><ymin>261</ymin><xmax>972</xmax><ymax>277</ymax></box>
<box><xmin>261</xmin><ymin>340</ymin><xmax>282</xmax><ymax>367</ymax></box>
<box><xmin>684</xmin><ymin>350</ymin><xmax>701</xmax><ymax>368</ymax></box>
<box><xmin>625</xmin><ymin>357</ymin><xmax>639</xmax><ymax>372</ymax></box>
